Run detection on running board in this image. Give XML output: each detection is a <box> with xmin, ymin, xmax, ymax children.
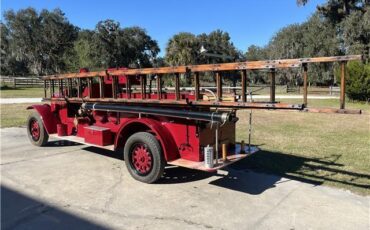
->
<box><xmin>49</xmin><ymin>134</ymin><xmax>114</xmax><ymax>151</ymax></box>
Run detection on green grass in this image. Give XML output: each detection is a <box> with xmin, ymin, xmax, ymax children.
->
<box><xmin>0</xmin><ymin>103</ymin><xmax>40</xmax><ymax>128</ymax></box>
<box><xmin>0</xmin><ymin>87</ymin><xmax>44</xmax><ymax>98</ymax></box>
<box><xmin>236</xmin><ymin>108</ymin><xmax>370</xmax><ymax>195</ymax></box>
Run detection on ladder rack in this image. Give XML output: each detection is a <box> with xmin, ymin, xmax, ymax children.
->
<box><xmin>42</xmin><ymin>55</ymin><xmax>363</xmax><ymax>111</ymax></box>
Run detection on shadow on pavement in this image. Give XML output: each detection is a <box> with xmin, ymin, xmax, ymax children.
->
<box><xmin>1</xmin><ymin>185</ymin><xmax>108</xmax><ymax>230</ymax></box>
<box><xmin>158</xmin><ymin>149</ymin><xmax>370</xmax><ymax>194</ymax></box>
<box><xmin>71</xmin><ymin>142</ymin><xmax>370</xmax><ymax>194</ymax></box>
<box><xmin>159</xmin><ymin>166</ymin><xmax>214</xmax><ymax>184</ymax></box>
<box><xmin>209</xmin><ymin>170</ymin><xmax>283</xmax><ymax>195</ymax></box>
<box><xmin>83</xmin><ymin>146</ymin><xmax>123</xmax><ymax>160</ymax></box>
<box><xmin>45</xmin><ymin>140</ymin><xmax>82</xmax><ymax>147</ymax></box>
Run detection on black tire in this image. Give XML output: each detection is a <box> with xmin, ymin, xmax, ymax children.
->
<box><xmin>27</xmin><ymin>112</ymin><xmax>49</xmax><ymax>147</ymax></box>
<box><xmin>124</xmin><ymin>132</ymin><xmax>164</xmax><ymax>183</ymax></box>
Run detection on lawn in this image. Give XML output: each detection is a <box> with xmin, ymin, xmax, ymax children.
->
<box><xmin>1</xmin><ymin>101</ymin><xmax>369</xmax><ymax>195</ymax></box>
<box><xmin>0</xmin><ymin>103</ymin><xmax>42</xmax><ymax>128</ymax></box>
<box><xmin>0</xmin><ymin>87</ymin><xmax>44</xmax><ymax>98</ymax></box>
<box><xmin>236</xmin><ymin>109</ymin><xmax>370</xmax><ymax>195</ymax></box>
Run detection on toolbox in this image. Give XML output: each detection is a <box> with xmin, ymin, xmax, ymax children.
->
<box><xmin>84</xmin><ymin>126</ymin><xmax>112</xmax><ymax>146</ymax></box>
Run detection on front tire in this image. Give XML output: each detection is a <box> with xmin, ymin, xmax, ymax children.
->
<box><xmin>27</xmin><ymin>112</ymin><xmax>49</xmax><ymax>146</ymax></box>
<box><xmin>124</xmin><ymin>132</ymin><xmax>164</xmax><ymax>183</ymax></box>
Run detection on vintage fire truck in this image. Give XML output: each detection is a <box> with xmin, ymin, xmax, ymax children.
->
<box><xmin>26</xmin><ymin>55</ymin><xmax>361</xmax><ymax>183</ymax></box>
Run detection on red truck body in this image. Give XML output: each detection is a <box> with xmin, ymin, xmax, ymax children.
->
<box><xmin>27</xmin><ymin>67</ymin><xmax>261</xmax><ymax>183</ymax></box>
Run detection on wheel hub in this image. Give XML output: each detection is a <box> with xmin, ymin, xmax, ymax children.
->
<box><xmin>30</xmin><ymin>119</ymin><xmax>40</xmax><ymax>141</ymax></box>
<box><xmin>131</xmin><ymin>144</ymin><xmax>152</xmax><ymax>174</ymax></box>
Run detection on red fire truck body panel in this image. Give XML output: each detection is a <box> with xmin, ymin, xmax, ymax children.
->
<box><xmin>40</xmin><ymin>99</ymin><xmax>234</xmax><ymax>163</ymax></box>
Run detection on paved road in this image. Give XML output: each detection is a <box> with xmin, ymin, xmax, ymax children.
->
<box><xmin>0</xmin><ymin>95</ymin><xmax>339</xmax><ymax>104</ymax></box>
<box><xmin>1</xmin><ymin>127</ymin><xmax>369</xmax><ymax>230</ymax></box>
<box><xmin>0</xmin><ymin>98</ymin><xmax>42</xmax><ymax>104</ymax></box>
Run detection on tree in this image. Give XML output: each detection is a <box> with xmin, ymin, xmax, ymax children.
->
<box><xmin>91</xmin><ymin>20</ymin><xmax>159</xmax><ymax>68</ymax></box>
<box><xmin>316</xmin><ymin>0</ymin><xmax>366</xmax><ymax>23</ymax></box>
<box><xmin>245</xmin><ymin>45</ymin><xmax>267</xmax><ymax>61</ymax></box>
<box><xmin>1</xmin><ymin>23</ymin><xmax>11</xmax><ymax>75</ymax></box>
<box><xmin>262</xmin><ymin>24</ymin><xmax>306</xmax><ymax>85</ymax></box>
<box><xmin>121</xmin><ymin>26</ymin><xmax>160</xmax><ymax>68</ymax></box>
<box><xmin>165</xmin><ymin>32</ymin><xmax>199</xmax><ymax>66</ymax></box>
<box><xmin>341</xmin><ymin>6</ymin><xmax>370</xmax><ymax>54</ymax></box>
<box><xmin>64</xmin><ymin>30</ymin><xmax>96</xmax><ymax>71</ymax></box>
<box><xmin>39</xmin><ymin>9</ymin><xmax>78</xmax><ymax>73</ymax></box>
<box><xmin>298</xmin><ymin>0</ymin><xmax>369</xmax><ymax>55</ymax></box>
<box><xmin>197</xmin><ymin>30</ymin><xmax>241</xmax><ymax>64</ymax></box>
<box><xmin>335</xmin><ymin>61</ymin><xmax>370</xmax><ymax>101</ymax></box>
<box><xmin>4</xmin><ymin>8</ymin><xmax>78</xmax><ymax>75</ymax></box>
<box><xmin>301</xmin><ymin>13</ymin><xmax>341</xmax><ymax>85</ymax></box>
<box><xmin>165</xmin><ymin>30</ymin><xmax>242</xmax><ymax>67</ymax></box>
<box><xmin>267</xmin><ymin>24</ymin><xmax>305</xmax><ymax>59</ymax></box>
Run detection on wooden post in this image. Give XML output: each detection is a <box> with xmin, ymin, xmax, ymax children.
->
<box><xmin>175</xmin><ymin>73</ymin><xmax>180</xmax><ymax>100</ymax></box>
<box><xmin>59</xmin><ymin>79</ymin><xmax>64</xmax><ymax>97</ymax></box>
<box><xmin>340</xmin><ymin>61</ymin><xmax>346</xmax><ymax>109</ymax></box>
<box><xmin>112</xmin><ymin>76</ymin><xmax>117</xmax><ymax>99</ymax></box>
<box><xmin>241</xmin><ymin>70</ymin><xmax>247</xmax><ymax>102</ymax></box>
<box><xmin>87</xmin><ymin>78</ymin><xmax>92</xmax><ymax>98</ymax></box>
<box><xmin>66</xmin><ymin>79</ymin><xmax>69</xmax><ymax>97</ymax></box>
<box><xmin>126</xmin><ymin>76</ymin><xmax>130</xmax><ymax>99</ymax></box>
<box><xmin>99</xmin><ymin>77</ymin><xmax>105</xmax><ymax>98</ymax></box>
<box><xmin>77</xmin><ymin>78</ymin><xmax>81</xmax><ymax>98</ymax></box>
<box><xmin>303</xmin><ymin>63</ymin><xmax>308</xmax><ymax>107</ymax></box>
<box><xmin>157</xmin><ymin>75</ymin><xmax>162</xmax><ymax>100</ymax></box>
<box><xmin>44</xmin><ymin>80</ymin><xmax>47</xmax><ymax>98</ymax></box>
<box><xmin>194</xmin><ymin>72</ymin><xmax>200</xmax><ymax>101</ymax></box>
<box><xmin>216</xmin><ymin>71</ymin><xmax>222</xmax><ymax>101</ymax></box>
<box><xmin>68</xmin><ymin>79</ymin><xmax>73</xmax><ymax>97</ymax></box>
<box><xmin>140</xmin><ymin>75</ymin><xmax>146</xmax><ymax>99</ymax></box>
<box><xmin>51</xmin><ymin>80</ymin><xmax>55</xmax><ymax>97</ymax></box>
<box><xmin>270</xmin><ymin>69</ymin><xmax>276</xmax><ymax>103</ymax></box>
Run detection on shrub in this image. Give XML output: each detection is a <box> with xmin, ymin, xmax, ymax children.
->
<box><xmin>336</xmin><ymin>61</ymin><xmax>370</xmax><ymax>101</ymax></box>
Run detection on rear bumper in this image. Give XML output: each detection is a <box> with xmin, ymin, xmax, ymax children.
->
<box><xmin>168</xmin><ymin>144</ymin><xmax>259</xmax><ymax>172</ymax></box>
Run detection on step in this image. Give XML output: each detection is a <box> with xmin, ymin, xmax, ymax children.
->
<box><xmin>49</xmin><ymin>134</ymin><xmax>114</xmax><ymax>151</ymax></box>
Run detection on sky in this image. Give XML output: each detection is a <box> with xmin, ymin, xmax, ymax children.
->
<box><xmin>1</xmin><ymin>0</ymin><xmax>326</xmax><ymax>56</ymax></box>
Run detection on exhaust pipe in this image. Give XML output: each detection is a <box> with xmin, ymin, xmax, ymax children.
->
<box><xmin>82</xmin><ymin>103</ymin><xmax>232</xmax><ymax>123</ymax></box>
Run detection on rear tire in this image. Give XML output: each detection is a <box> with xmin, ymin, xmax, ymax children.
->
<box><xmin>124</xmin><ymin>132</ymin><xmax>164</xmax><ymax>183</ymax></box>
<box><xmin>27</xmin><ymin>112</ymin><xmax>49</xmax><ymax>147</ymax></box>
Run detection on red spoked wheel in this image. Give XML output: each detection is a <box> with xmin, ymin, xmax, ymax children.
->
<box><xmin>27</xmin><ymin>112</ymin><xmax>49</xmax><ymax>146</ymax></box>
<box><xmin>29</xmin><ymin>118</ymin><xmax>40</xmax><ymax>141</ymax></box>
<box><xmin>124</xmin><ymin>132</ymin><xmax>164</xmax><ymax>183</ymax></box>
<box><xmin>130</xmin><ymin>143</ymin><xmax>153</xmax><ymax>175</ymax></box>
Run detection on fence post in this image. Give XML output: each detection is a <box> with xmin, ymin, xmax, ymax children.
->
<box><xmin>241</xmin><ymin>70</ymin><xmax>247</xmax><ymax>102</ymax></box>
<box><xmin>14</xmin><ymin>78</ymin><xmax>17</xmax><ymax>88</ymax></box>
<box><xmin>303</xmin><ymin>63</ymin><xmax>308</xmax><ymax>107</ymax></box>
<box><xmin>216</xmin><ymin>71</ymin><xmax>222</xmax><ymax>101</ymax></box>
<box><xmin>175</xmin><ymin>73</ymin><xmax>180</xmax><ymax>100</ymax></box>
<box><xmin>269</xmin><ymin>69</ymin><xmax>276</xmax><ymax>103</ymax></box>
<box><xmin>340</xmin><ymin>61</ymin><xmax>346</xmax><ymax>109</ymax></box>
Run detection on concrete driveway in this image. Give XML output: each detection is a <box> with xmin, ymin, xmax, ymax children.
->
<box><xmin>1</xmin><ymin>127</ymin><xmax>369</xmax><ymax>230</ymax></box>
